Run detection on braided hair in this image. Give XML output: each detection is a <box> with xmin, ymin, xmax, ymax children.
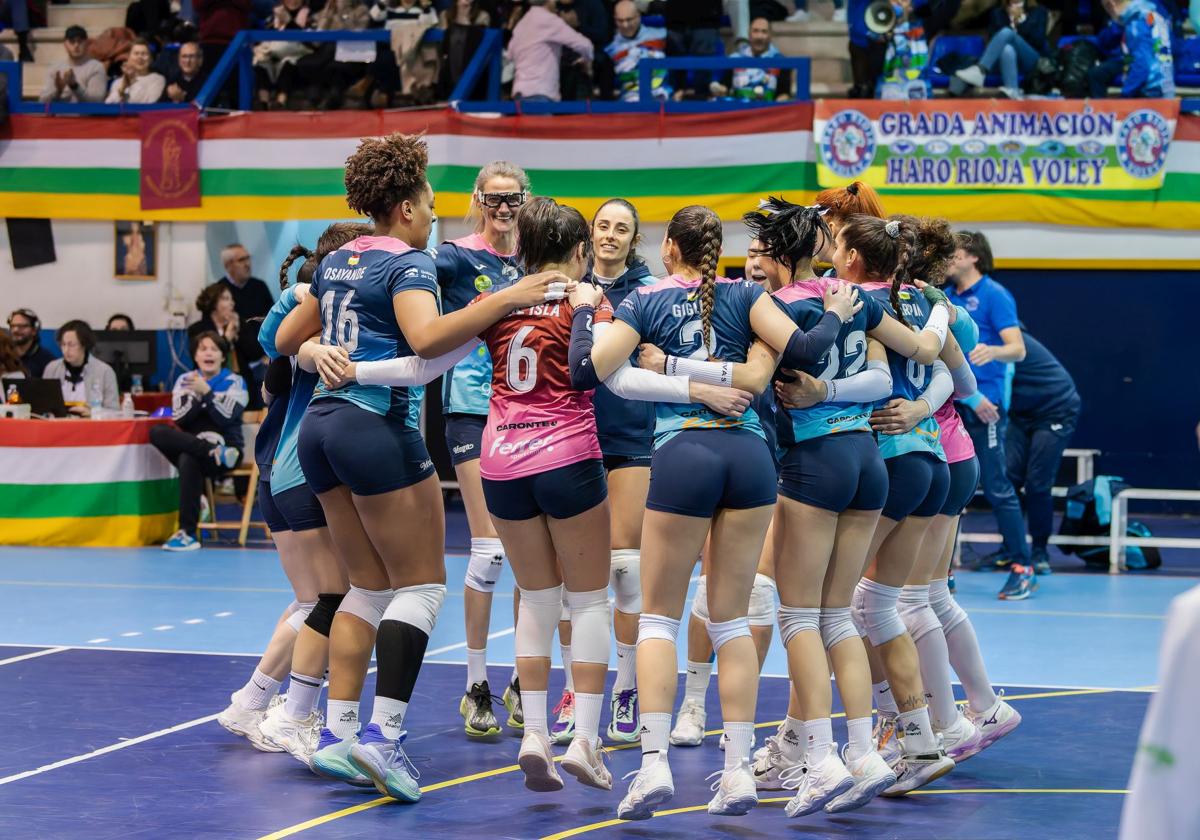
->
<box><xmin>741</xmin><ymin>196</ymin><xmax>830</xmax><ymax>279</ymax></box>
<box><xmin>278</xmin><ymin>245</ymin><xmax>313</xmax><ymax>291</ymax></box>
<box><xmin>280</xmin><ymin>222</ymin><xmax>375</xmax><ymax>290</ymax></box>
<box><xmin>667</xmin><ymin>205</ymin><xmax>723</xmax><ymax>359</ymax></box>
<box><xmin>838</xmin><ymin>214</ymin><xmax>916</xmax><ymax>326</ymax></box>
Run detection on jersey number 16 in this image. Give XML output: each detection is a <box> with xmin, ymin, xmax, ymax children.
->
<box><xmin>320</xmin><ymin>290</ymin><xmax>360</xmax><ymax>353</ymax></box>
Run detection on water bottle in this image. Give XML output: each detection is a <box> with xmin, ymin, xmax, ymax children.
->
<box><xmin>5</xmin><ymin>384</ymin><xmax>18</xmax><ymax>405</ymax></box>
<box><xmin>122</xmin><ymin>393</ymin><xmax>135</xmax><ymax>418</ymax></box>
<box><xmin>131</xmin><ymin>374</ymin><xmax>144</xmax><ymax>395</ymax></box>
<box><xmin>88</xmin><ymin>380</ymin><xmax>103</xmax><ymax>418</ymax></box>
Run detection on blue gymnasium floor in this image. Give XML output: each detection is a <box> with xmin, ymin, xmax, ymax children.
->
<box><xmin>0</xmin><ymin>543</ymin><xmax>1192</xmax><ymax>840</ymax></box>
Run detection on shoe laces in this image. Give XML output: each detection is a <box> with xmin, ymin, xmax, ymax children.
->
<box><xmin>553</xmin><ymin>691</ymin><xmax>575</xmax><ymax>717</ymax></box>
<box><xmin>614</xmin><ymin>689</ymin><xmax>636</xmax><ymax>719</ymax></box>
<box><xmin>390</xmin><ymin>733</ymin><xmax>421</xmax><ymax>781</ymax></box>
<box><xmin>468</xmin><ymin>681</ymin><xmax>501</xmax><ymax>709</ymax></box>
<box><xmin>779</xmin><ymin>761</ymin><xmax>809</xmax><ymax>791</ymax></box>
<box><xmin>622</xmin><ymin>753</ymin><xmax>663</xmax><ymax>787</ymax></box>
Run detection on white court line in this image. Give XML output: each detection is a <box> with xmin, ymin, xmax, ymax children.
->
<box><xmin>0</xmin><ymin>713</ymin><xmax>219</xmax><ymax>787</ymax></box>
<box><xmin>966</xmin><ymin>606</ymin><xmax>1165</xmax><ymax>620</ymax></box>
<box><xmin>0</xmin><ymin>646</ymin><xmax>69</xmax><ymax>666</ymax></box>
<box><xmin>0</xmin><ymin>579</ymin><xmax>292</xmax><ymax>594</ymax></box>
<box><xmin>426</xmin><ymin>626</ymin><xmax>514</xmax><ymax>657</ymax></box>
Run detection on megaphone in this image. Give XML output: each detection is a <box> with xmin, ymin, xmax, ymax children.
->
<box><xmin>865</xmin><ymin>0</ymin><xmax>897</xmax><ymax>34</ymax></box>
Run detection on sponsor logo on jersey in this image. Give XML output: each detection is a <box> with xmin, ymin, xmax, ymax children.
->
<box><xmin>496</xmin><ymin>420</ymin><xmax>558</xmax><ymax>431</ymax></box>
<box><xmin>1117</xmin><ymin>109</ymin><xmax>1170</xmax><ymax>180</ymax></box>
<box><xmin>475</xmin><ymin>274</ymin><xmax>493</xmax><ymax>292</ymax></box>
<box><xmin>820</xmin><ymin>109</ymin><xmax>876</xmax><ymax>179</ymax></box>
<box><xmin>489</xmin><ymin>433</ymin><xmax>556</xmax><ymax>458</ymax></box>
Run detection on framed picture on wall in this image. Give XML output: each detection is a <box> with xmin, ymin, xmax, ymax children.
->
<box><xmin>115</xmin><ymin>221</ymin><xmax>157</xmax><ymax>280</ymax></box>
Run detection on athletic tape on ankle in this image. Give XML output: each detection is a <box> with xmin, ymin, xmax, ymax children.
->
<box><xmin>637</xmin><ymin>613</ymin><xmax>680</xmax><ymax>645</ymax></box>
<box><xmin>609</xmin><ymin>549</ymin><xmax>642</xmax><ymax>614</ymax></box>
<box><xmin>337</xmin><ymin>585</ymin><xmax>394</xmax><ymax>628</ymax></box>
<box><xmin>748</xmin><ymin>573</ymin><xmax>778</xmax><ymax>626</ymax></box>
<box><xmin>819</xmin><ymin>606</ymin><xmax>859</xmax><ymax>650</ymax></box>
<box><xmin>516</xmin><ymin>585</ymin><xmax>564</xmax><ymax>659</ymax></box>
<box><xmin>705</xmin><ymin>616</ymin><xmax>751</xmax><ymax>652</ymax></box>
<box><xmin>777</xmin><ymin>605</ymin><xmax>820</xmax><ymax>646</ymax></box>
<box><xmin>286</xmin><ymin>601</ymin><xmax>316</xmax><ymax>633</ymax></box>
<box><xmin>565</xmin><ymin>588</ymin><xmax>611</xmax><ymax>664</ymax></box>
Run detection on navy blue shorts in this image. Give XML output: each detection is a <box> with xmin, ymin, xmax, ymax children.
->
<box><xmin>778</xmin><ymin>431</ymin><xmax>888</xmax><ymax>512</ymax></box>
<box><xmin>881</xmin><ymin>452</ymin><xmax>951</xmax><ymax>521</ymax></box>
<box><xmin>273</xmin><ymin>482</ymin><xmax>327</xmax><ymax>531</ymax></box>
<box><xmin>258</xmin><ymin>477</ymin><xmax>289</xmax><ymax>533</ymax></box>
<box><xmin>482</xmin><ymin>458</ymin><xmax>608</xmax><ymax>521</ymax></box>
<box><xmin>603</xmin><ymin>453</ymin><xmax>652</xmax><ymax>471</ymax></box>
<box><xmin>940</xmin><ymin>456</ymin><xmax>980</xmax><ymax>517</ymax></box>
<box><xmin>647</xmin><ymin>429</ymin><xmax>777</xmax><ymax>518</ymax></box>
<box><xmin>445</xmin><ymin>413</ymin><xmax>485</xmax><ymax>466</ymax></box>
<box><xmin>298</xmin><ymin>399</ymin><xmax>435</xmax><ymax>496</ymax></box>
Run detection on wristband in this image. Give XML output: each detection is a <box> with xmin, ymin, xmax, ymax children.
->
<box><xmin>919</xmin><ymin>303</ymin><xmax>949</xmax><ymax>349</ymax></box>
<box><xmin>665</xmin><ymin>355</ymin><xmax>733</xmax><ymax>387</ymax></box>
<box><xmin>921</xmin><ymin>285</ymin><xmax>949</xmax><ymax>309</ymax></box>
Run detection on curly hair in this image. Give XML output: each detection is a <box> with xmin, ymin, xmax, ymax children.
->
<box><xmin>194</xmin><ymin>282</ymin><xmax>231</xmax><ymax>318</ymax></box>
<box><xmin>814</xmin><ymin>181</ymin><xmax>886</xmax><ymax>223</ymax></box>
<box><xmin>741</xmin><ymin>196</ymin><xmax>830</xmax><ymax>278</ymax></box>
<box><xmin>895</xmin><ymin>215</ymin><xmax>956</xmax><ymax>287</ymax></box>
<box><xmin>667</xmin><ymin>205</ymin><xmax>723</xmax><ymax>360</ymax></box>
<box><xmin>516</xmin><ymin>196</ymin><xmax>590</xmax><ymax>272</ymax></box>
<box><xmin>592</xmin><ymin>198</ymin><xmax>643</xmax><ymax>269</ymax></box>
<box><xmin>343</xmin><ymin>132</ymin><xmax>429</xmax><ymax>221</ymax></box>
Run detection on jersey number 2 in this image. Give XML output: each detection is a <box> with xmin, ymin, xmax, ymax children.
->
<box><xmin>320</xmin><ymin>290</ymin><xmax>360</xmax><ymax>353</ymax></box>
<box><xmin>507</xmin><ymin>325</ymin><xmax>537</xmax><ymax>393</ymax></box>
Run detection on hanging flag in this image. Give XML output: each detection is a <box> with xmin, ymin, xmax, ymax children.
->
<box><xmin>139</xmin><ymin>109</ymin><xmax>201</xmax><ymax>210</ymax></box>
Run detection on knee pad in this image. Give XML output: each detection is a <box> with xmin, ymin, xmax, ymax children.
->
<box><xmin>898</xmin><ymin>585</ymin><xmax>941</xmax><ymax>643</ymax></box>
<box><xmin>304</xmin><ymin>592</ymin><xmax>344</xmax><ymax>637</ymax></box>
<box><xmin>464</xmin><ymin>537</ymin><xmax>505</xmax><ymax>594</ymax></box>
<box><xmin>609</xmin><ymin>549</ymin><xmax>642</xmax><ymax>614</ymax></box>
<box><xmin>819</xmin><ymin>606</ymin><xmax>860</xmax><ymax>650</ymax></box>
<box><xmin>337</xmin><ymin>585</ymin><xmax>395</xmax><ymax>629</ymax></box>
<box><xmin>854</xmin><ymin>578</ymin><xmax>906</xmax><ymax>647</ymax></box>
<box><xmin>777</xmin><ymin>605</ymin><xmax>820</xmax><ymax>647</ymax></box>
<box><xmin>637</xmin><ymin>613</ymin><xmax>680</xmax><ymax>646</ymax></box>
<box><xmin>928</xmin><ymin>578</ymin><xmax>968</xmax><ymax>634</ymax></box>
<box><xmin>516</xmin><ymin>585</ymin><xmax>564</xmax><ymax>659</ymax></box>
<box><xmin>382</xmin><ymin>583</ymin><xmax>446</xmax><ymax>636</ymax></box>
<box><xmin>748</xmin><ymin>573</ymin><xmax>778</xmax><ymax>627</ymax></box>
<box><xmin>286</xmin><ymin>600</ymin><xmax>316</xmax><ymax>633</ymax></box>
<box><xmin>565</xmin><ymin>588</ymin><xmax>611</xmax><ymax>664</ymax></box>
<box><xmin>561</xmin><ymin>591</ymin><xmax>571</xmax><ymax>624</ymax></box>
<box><xmin>706</xmin><ymin>616</ymin><xmax>751</xmax><ymax>653</ymax></box>
<box><xmin>690</xmin><ymin>575</ymin><xmax>709</xmax><ymax>623</ymax></box>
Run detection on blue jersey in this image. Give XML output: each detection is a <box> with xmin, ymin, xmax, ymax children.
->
<box><xmin>1010</xmin><ymin>331</ymin><xmax>1080</xmax><ymax>421</ymax></box>
<box><xmin>257</xmin><ymin>285</ymin><xmax>322</xmax><ymax>495</ymax></box>
<box><xmin>434</xmin><ymin>233</ymin><xmax>522</xmax><ymax>416</ymax></box>
<box><xmin>615</xmin><ymin>275</ymin><xmax>765</xmax><ymax>448</ymax></box>
<box><xmin>946</xmin><ymin>274</ymin><xmax>1019</xmax><ymax>406</ymax></box>
<box><xmin>773</xmin><ymin>278</ymin><xmax>885</xmax><ymax>446</ymax></box>
<box><xmin>310</xmin><ymin>235</ymin><xmax>438</xmax><ymax>427</ymax></box>
<box><xmin>589</xmin><ymin>262</ymin><xmax>656</xmax><ymax>458</ymax></box>
<box><xmin>863</xmin><ymin>282</ymin><xmax>945</xmax><ymax>461</ymax></box>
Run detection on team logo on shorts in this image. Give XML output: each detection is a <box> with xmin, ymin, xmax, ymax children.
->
<box><xmin>1117</xmin><ymin>109</ymin><xmax>1171</xmax><ymax>179</ymax></box>
<box><xmin>819</xmin><ymin>109</ymin><xmax>876</xmax><ymax>179</ymax></box>
<box><xmin>475</xmin><ymin>274</ymin><xmax>493</xmax><ymax>292</ymax></box>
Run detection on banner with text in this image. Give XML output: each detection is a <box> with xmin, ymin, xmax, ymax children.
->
<box><xmin>815</xmin><ymin>99</ymin><xmax>1181</xmax><ymax>192</ymax></box>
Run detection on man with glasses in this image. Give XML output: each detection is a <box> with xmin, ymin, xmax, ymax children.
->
<box><xmin>216</xmin><ymin>244</ymin><xmax>273</xmax><ymax>407</ymax></box>
<box><xmin>39</xmin><ymin>25</ymin><xmax>107</xmax><ymax>104</ymax></box>
<box><xmin>162</xmin><ymin>41</ymin><xmax>208</xmax><ymax>103</ymax></box>
<box><xmin>7</xmin><ymin>309</ymin><xmax>56</xmax><ymax>377</ymax></box>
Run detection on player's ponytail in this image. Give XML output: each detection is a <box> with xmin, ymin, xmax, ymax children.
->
<box><xmin>742</xmin><ymin>196</ymin><xmax>830</xmax><ymax>280</ymax></box>
<box><xmin>517</xmin><ymin>196</ymin><xmax>590</xmax><ymax>272</ymax></box>
<box><xmin>279</xmin><ymin>245</ymin><xmax>313</xmax><ymax>291</ymax></box>
<box><xmin>667</xmin><ymin>205</ymin><xmax>723</xmax><ymax>360</ymax></box>
<box><xmin>840</xmin><ymin>214</ymin><xmax>914</xmax><ymax>326</ymax></box>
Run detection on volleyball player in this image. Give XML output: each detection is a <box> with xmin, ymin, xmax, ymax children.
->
<box><xmin>569</xmin><ymin>205</ymin><xmax>861</xmax><ymax>820</ymax></box>
<box><xmin>435</xmin><ymin>161</ymin><xmax>528</xmax><ymax>738</ymax></box>
<box><xmin>272</xmin><ymin>134</ymin><xmax>570</xmax><ymax>802</ymax></box>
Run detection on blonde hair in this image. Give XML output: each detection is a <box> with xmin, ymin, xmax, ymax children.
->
<box><xmin>467</xmin><ymin>160</ymin><xmax>532</xmax><ymax>232</ymax></box>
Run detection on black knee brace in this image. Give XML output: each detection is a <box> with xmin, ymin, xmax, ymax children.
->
<box><xmin>304</xmin><ymin>592</ymin><xmax>345</xmax><ymax>637</ymax></box>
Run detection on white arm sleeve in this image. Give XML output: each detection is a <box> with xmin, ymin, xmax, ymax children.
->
<box><xmin>355</xmin><ymin>340</ymin><xmax>480</xmax><ymax>386</ymax></box>
<box><xmin>950</xmin><ymin>360</ymin><xmax>977</xmax><ymax>399</ymax></box>
<box><xmin>664</xmin><ymin>355</ymin><xmax>733</xmax><ymax>387</ymax></box>
<box><xmin>917</xmin><ymin>360</ymin><xmax>953</xmax><ymax>417</ymax></box>
<box><xmin>822</xmin><ymin>360</ymin><xmax>892</xmax><ymax>404</ymax></box>
<box><xmin>920</xmin><ymin>303</ymin><xmax>950</xmax><ymax>349</ymax></box>
<box><xmin>595</xmin><ymin>321</ymin><xmax>691</xmax><ymax>402</ymax></box>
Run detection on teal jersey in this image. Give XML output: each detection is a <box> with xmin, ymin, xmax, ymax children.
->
<box><xmin>861</xmin><ymin>281</ymin><xmax>946</xmax><ymax>461</ymax></box>
<box><xmin>257</xmin><ymin>286</ymin><xmax>320</xmax><ymax>495</ymax></box>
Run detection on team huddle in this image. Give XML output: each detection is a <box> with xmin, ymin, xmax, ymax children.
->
<box><xmin>213</xmin><ymin>132</ymin><xmax>1021</xmax><ymax>821</ymax></box>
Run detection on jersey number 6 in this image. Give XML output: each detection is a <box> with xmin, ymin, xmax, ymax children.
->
<box><xmin>507</xmin><ymin>325</ymin><xmax>538</xmax><ymax>393</ymax></box>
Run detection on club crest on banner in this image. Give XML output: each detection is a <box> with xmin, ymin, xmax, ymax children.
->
<box><xmin>1117</xmin><ymin>109</ymin><xmax>1171</xmax><ymax>180</ymax></box>
<box><xmin>819</xmin><ymin>109</ymin><xmax>876</xmax><ymax>179</ymax></box>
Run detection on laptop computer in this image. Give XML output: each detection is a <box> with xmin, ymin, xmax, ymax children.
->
<box><xmin>2</xmin><ymin>378</ymin><xmax>70</xmax><ymax>418</ymax></box>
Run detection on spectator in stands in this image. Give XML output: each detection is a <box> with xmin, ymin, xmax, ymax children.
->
<box><xmin>161</xmin><ymin>40</ymin><xmax>208</xmax><ymax>102</ymax></box>
<box><xmin>1088</xmin><ymin>0</ymin><xmax>1175</xmax><ymax>98</ymax></box>
<box><xmin>568</xmin><ymin>0</ymin><xmax>612</xmax><ymax>50</ymax></box>
<box><xmin>6</xmin><ymin>309</ymin><xmax>54</xmax><ymax>378</ymax></box>
<box><xmin>711</xmin><ymin>16</ymin><xmax>792</xmax><ymax>101</ymax></box>
<box><xmin>370</xmin><ymin>0</ymin><xmax>438</xmax><ymax>26</ymax></box>
<box><xmin>253</xmin><ymin>0</ymin><xmax>314</xmax><ymax>109</ymax></box>
<box><xmin>195</xmin><ymin>0</ymin><xmax>252</xmax><ymax>88</ymax></box>
<box><xmin>557</xmin><ymin>0</ymin><xmax>597</xmax><ymax>99</ymax></box>
<box><xmin>125</xmin><ymin>0</ymin><xmax>175</xmax><ymax>40</ymax></box>
<box><xmin>1007</xmin><ymin>329</ymin><xmax>1081</xmax><ymax>576</ymax></box>
<box><xmin>150</xmin><ymin>332</ymin><xmax>248</xmax><ymax>552</ymax></box>
<box><xmin>945</xmin><ymin>231</ymin><xmax>1031</xmax><ymax>579</ymax></box>
<box><xmin>190</xmin><ymin>283</ymin><xmax>245</xmax><ymax>376</ymax></box>
<box><xmin>0</xmin><ymin>331</ymin><xmax>28</xmax><ymax>379</ymax></box>
<box><xmin>277</xmin><ymin>0</ymin><xmax>374</xmax><ymax>110</ymax></box>
<box><xmin>606</xmin><ymin>1</ymin><xmax>670</xmax><ymax>101</ymax></box>
<box><xmin>43</xmin><ymin>320</ymin><xmax>120</xmax><ymax>417</ymax></box>
<box><xmin>506</xmin><ymin>0</ymin><xmax>594</xmax><ymax>102</ymax></box>
<box><xmin>105</xmin><ymin>314</ymin><xmax>136</xmax><ymax>331</ymax></box>
<box><xmin>878</xmin><ymin>0</ymin><xmax>930</xmax><ymax>98</ymax></box>
<box><xmin>847</xmin><ymin>0</ymin><xmax>887</xmax><ymax>97</ymax></box>
<box><xmin>656</xmin><ymin>0</ymin><xmax>722</xmax><ymax>98</ymax></box>
<box><xmin>39</xmin><ymin>25</ymin><xmax>107</xmax><ymax>104</ymax></box>
<box><xmin>953</xmin><ymin>0</ymin><xmax>1049</xmax><ymax>99</ymax></box>
<box><xmin>216</xmin><ymin>244</ymin><xmax>273</xmax><ymax>402</ymax></box>
<box><xmin>105</xmin><ymin>38</ymin><xmax>167</xmax><ymax>103</ymax></box>
<box><xmin>438</xmin><ymin>0</ymin><xmax>492</xmax><ymax>99</ymax></box>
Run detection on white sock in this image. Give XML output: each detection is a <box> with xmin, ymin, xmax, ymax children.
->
<box><xmin>327</xmin><ymin>699</ymin><xmax>360</xmax><ymax>740</ymax></box>
<box><xmin>284</xmin><ymin>671</ymin><xmax>323</xmax><ymax>720</ymax></box>
<box><xmin>683</xmin><ymin>659</ymin><xmax>712</xmax><ymax>707</ymax></box>
<box><xmin>845</xmin><ymin>716</ymin><xmax>873</xmax><ymax>762</ymax></box>
<box><xmin>235</xmin><ymin>668</ymin><xmax>281</xmax><ymax>711</ymax></box>
<box><xmin>371</xmin><ymin>696</ymin><xmax>408</xmax><ymax>741</ymax></box>
<box><xmin>523</xmin><ymin>689</ymin><xmax>549</xmax><ymax>736</ymax></box>
<box><xmin>778</xmin><ymin>715</ymin><xmax>806</xmax><ymax>762</ymax></box>
<box><xmin>510</xmin><ymin>665</ymin><xmax>519</xmax><ymax>686</ymax></box>
<box><xmin>723</xmin><ymin>721</ymin><xmax>754</xmax><ymax>769</ymax></box>
<box><xmin>874</xmin><ymin>680</ymin><xmax>899</xmax><ymax>715</ymax></box>
<box><xmin>640</xmin><ymin>711</ymin><xmax>672</xmax><ymax>769</ymax></box>
<box><xmin>560</xmin><ymin>645</ymin><xmax>574</xmax><ymax>692</ymax></box>
<box><xmin>613</xmin><ymin>642</ymin><xmax>637</xmax><ymax>692</ymax></box>
<box><xmin>913</xmin><ymin>626</ymin><xmax>960</xmax><ymax>731</ymax></box>
<box><xmin>945</xmin><ymin>622</ymin><xmax>999</xmax><ymax>715</ymax></box>
<box><xmin>466</xmin><ymin>647</ymin><xmax>487</xmax><ymax>690</ymax></box>
<box><xmin>896</xmin><ymin>706</ymin><xmax>938</xmax><ymax>754</ymax></box>
<box><xmin>804</xmin><ymin>717</ymin><xmax>834</xmax><ymax>764</ymax></box>
<box><xmin>574</xmin><ymin>692</ymin><xmax>603</xmax><ymax>743</ymax></box>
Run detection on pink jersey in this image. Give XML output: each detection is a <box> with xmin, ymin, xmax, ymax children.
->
<box><xmin>477</xmin><ymin>295</ymin><xmax>613</xmax><ymax>481</ymax></box>
<box><xmin>935</xmin><ymin>399</ymin><xmax>975</xmax><ymax>464</ymax></box>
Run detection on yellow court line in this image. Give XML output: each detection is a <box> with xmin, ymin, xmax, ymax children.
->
<box><xmin>539</xmin><ymin>790</ymin><xmax>1132</xmax><ymax>840</ymax></box>
<box><xmin>256</xmin><ymin>686</ymin><xmax>1120</xmax><ymax>839</ymax></box>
